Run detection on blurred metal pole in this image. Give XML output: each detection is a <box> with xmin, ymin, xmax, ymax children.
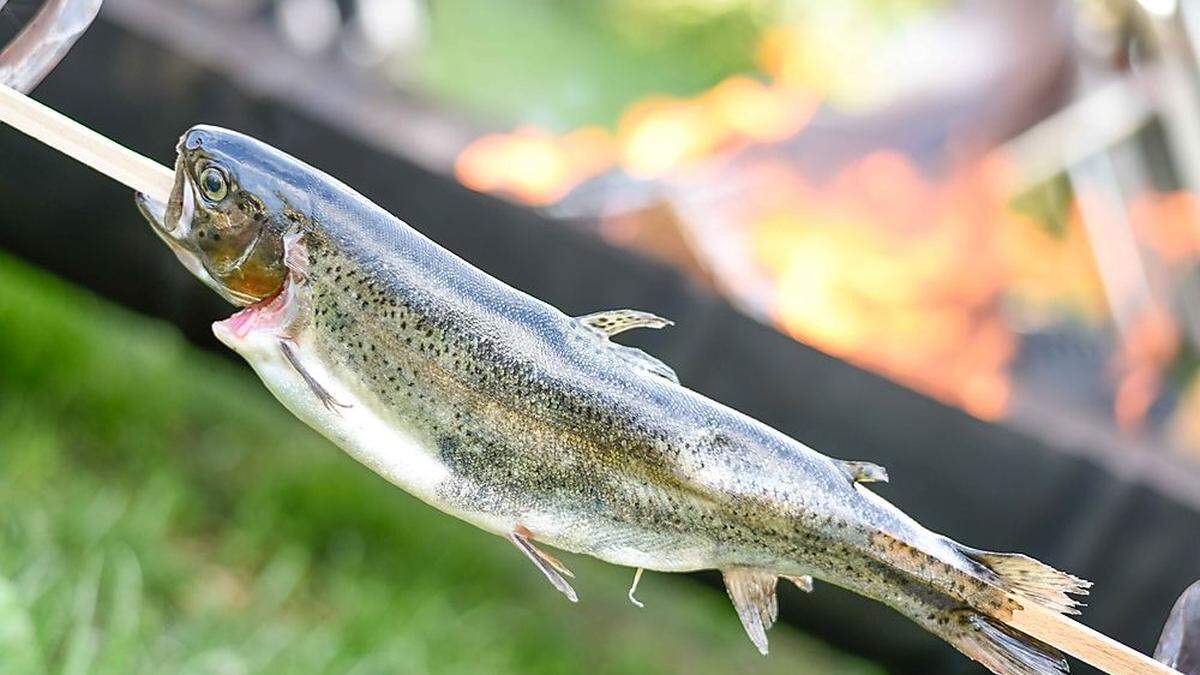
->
<box><xmin>1131</xmin><ymin>1</ymin><xmax>1200</xmax><ymax>191</ymax></box>
<box><xmin>1128</xmin><ymin>0</ymin><xmax>1200</xmax><ymax>348</ymax></box>
<box><xmin>1068</xmin><ymin>153</ymin><xmax>1155</xmax><ymax>341</ymax></box>
<box><xmin>998</xmin><ymin>73</ymin><xmax>1155</xmax><ymax>195</ymax></box>
<box><xmin>1064</xmin><ymin>7</ymin><xmax>1162</xmax><ymax>345</ymax></box>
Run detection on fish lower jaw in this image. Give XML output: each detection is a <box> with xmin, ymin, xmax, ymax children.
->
<box><xmin>213</xmin><ymin>278</ymin><xmax>297</xmax><ymax>350</ymax></box>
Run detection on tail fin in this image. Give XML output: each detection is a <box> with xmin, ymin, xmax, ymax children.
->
<box><xmin>941</xmin><ymin>546</ymin><xmax>1089</xmax><ymax>673</ymax></box>
<box><xmin>958</xmin><ymin>546</ymin><xmax>1092</xmax><ymax>615</ymax></box>
<box><xmin>949</xmin><ymin>611</ymin><xmax>1068</xmax><ymax>675</ymax></box>
<box><xmin>872</xmin><ymin>538</ymin><xmax>1088</xmax><ymax>673</ymax></box>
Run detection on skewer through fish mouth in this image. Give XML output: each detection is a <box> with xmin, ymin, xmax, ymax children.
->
<box><xmin>137</xmin><ymin>126</ymin><xmax>292</xmax><ymax>309</ymax></box>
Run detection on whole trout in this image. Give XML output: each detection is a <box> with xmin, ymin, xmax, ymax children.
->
<box><xmin>138</xmin><ymin>126</ymin><xmax>1089</xmax><ymax>674</ymax></box>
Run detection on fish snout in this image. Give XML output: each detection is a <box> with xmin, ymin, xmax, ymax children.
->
<box><xmin>135</xmin><ymin>191</ymin><xmax>168</xmax><ymax>234</ymax></box>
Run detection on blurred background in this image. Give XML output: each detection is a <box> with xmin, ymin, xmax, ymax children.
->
<box><xmin>3</xmin><ymin>0</ymin><xmax>1200</xmax><ymax>672</ymax></box>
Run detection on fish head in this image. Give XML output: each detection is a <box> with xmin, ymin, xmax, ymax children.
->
<box><xmin>136</xmin><ymin>125</ymin><xmax>300</xmax><ymax>306</ymax></box>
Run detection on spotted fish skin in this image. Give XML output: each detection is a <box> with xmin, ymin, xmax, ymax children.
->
<box><xmin>293</xmin><ymin>216</ymin><xmax>887</xmax><ymax>578</ymax></box>
<box><xmin>141</xmin><ymin>126</ymin><xmax>1089</xmax><ymax>675</ymax></box>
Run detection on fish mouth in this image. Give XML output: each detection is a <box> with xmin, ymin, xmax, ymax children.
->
<box><xmin>135</xmin><ymin>155</ymin><xmax>255</xmax><ymax>307</ymax></box>
<box><xmin>212</xmin><ymin>232</ymin><xmax>306</xmax><ymax>344</ymax></box>
<box><xmin>215</xmin><ymin>275</ymin><xmax>293</xmax><ymax>341</ymax></box>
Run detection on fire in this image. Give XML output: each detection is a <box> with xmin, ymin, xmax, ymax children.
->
<box><xmin>1129</xmin><ymin>190</ymin><xmax>1200</xmax><ymax>265</ymax></box>
<box><xmin>618</xmin><ymin>97</ymin><xmax>717</xmax><ymax>178</ymax></box>
<box><xmin>455</xmin><ymin>126</ymin><xmax>614</xmax><ymax>206</ymax></box>
<box><xmin>1119</xmin><ymin>191</ymin><xmax>1200</xmax><ymax>433</ymax></box>
<box><xmin>743</xmin><ymin>151</ymin><xmax>1063</xmax><ymax>420</ymax></box>
<box><xmin>450</xmin><ymin>19</ymin><xmax>1107</xmax><ymax>423</ymax></box>
<box><xmin>452</xmin><ymin>20</ymin><xmax>1200</xmax><ymax>436</ymax></box>
<box><xmin>708</xmin><ymin>76</ymin><xmax>816</xmax><ymax>143</ymax></box>
<box><xmin>454</xmin><ymin>28</ymin><xmax>817</xmax><ymax>204</ymax></box>
<box><xmin>617</xmin><ymin>81</ymin><xmax>816</xmax><ymax>178</ymax></box>
<box><xmin>1113</xmin><ymin>306</ymin><xmax>1177</xmax><ymax>432</ymax></box>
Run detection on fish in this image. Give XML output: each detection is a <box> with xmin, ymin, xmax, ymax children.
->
<box><xmin>136</xmin><ymin>125</ymin><xmax>1090</xmax><ymax>674</ymax></box>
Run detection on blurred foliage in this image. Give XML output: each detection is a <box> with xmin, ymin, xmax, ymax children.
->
<box><xmin>0</xmin><ymin>253</ymin><xmax>880</xmax><ymax>674</ymax></box>
<box><xmin>412</xmin><ymin>0</ymin><xmax>766</xmax><ymax>130</ymax></box>
<box><xmin>410</xmin><ymin>0</ymin><xmax>944</xmax><ymax>130</ymax></box>
<box><xmin>1009</xmin><ymin>174</ymin><xmax>1075</xmax><ymax>239</ymax></box>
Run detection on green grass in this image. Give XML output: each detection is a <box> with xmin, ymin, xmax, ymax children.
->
<box><xmin>0</xmin><ymin>253</ymin><xmax>880</xmax><ymax>674</ymax></box>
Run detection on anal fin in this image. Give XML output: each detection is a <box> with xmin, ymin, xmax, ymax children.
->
<box><xmin>722</xmin><ymin>568</ymin><xmax>778</xmax><ymax>655</ymax></box>
<box><xmin>509</xmin><ymin>528</ymin><xmax>577</xmax><ymax>603</ymax></box>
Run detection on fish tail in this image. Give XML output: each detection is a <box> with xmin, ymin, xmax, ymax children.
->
<box><xmin>938</xmin><ymin>544</ymin><xmax>1090</xmax><ymax>673</ymax></box>
<box><xmin>864</xmin><ymin>534</ymin><xmax>1089</xmax><ymax>673</ymax></box>
<box><xmin>917</xmin><ymin>604</ymin><xmax>1069</xmax><ymax>675</ymax></box>
<box><xmin>955</xmin><ymin>545</ymin><xmax>1092</xmax><ymax>615</ymax></box>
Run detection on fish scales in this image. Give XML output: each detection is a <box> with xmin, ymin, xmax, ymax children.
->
<box><xmin>303</xmin><ymin>222</ymin><xmax>876</xmax><ymax>571</ymax></box>
<box><xmin>301</xmin><ymin>225</ymin><xmax>813</xmax><ymax>568</ymax></box>
<box><xmin>136</xmin><ymin>125</ymin><xmax>1090</xmax><ymax>674</ymax></box>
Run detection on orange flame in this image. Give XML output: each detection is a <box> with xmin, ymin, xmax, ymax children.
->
<box><xmin>746</xmin><ymin>151</ymin><xmax>1051</xmax><ymax>419</ymax></box>
<box><xmin>455</xmin><ymin>27</ymin><xmax>818</xmax><ymax>204</ymax></box>
<box><xmin>455</xmin><ymin>126</ymin><xmax>614</xmax><ymax>206</ymax></box>
<box><xmin>1129</xmin><ymin>191</ymin><xmax>1200</xmax><ymax>265</ymax></box>
<box><xmin>453</xmin><ymin>23</ymin><xmax>1200</xmax><ymax>433</ymax></box>
<box><xmin>1116</xmin><ymin>191</ymin><xmax>1200</xmax><ymax>431</ymax></box>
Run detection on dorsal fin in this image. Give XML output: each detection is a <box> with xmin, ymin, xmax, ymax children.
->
<box><xmin>576</xmin><ymin>309</ymin><xmax>679</xmax><ymax>383</ymax></box>
<box><xmin>577</xmin><ymin>309</ymin><xmax>672</xmax><ymax>337</ymax></box>
<box><xmin>838</xmin><ymin>460</ymin><xmax>888</xmax><ymax>484</ymax></box>
<box><xmin>722</xmin><ymin>568</ymin><xmax>779</xmax><ymax>655</ymax></box>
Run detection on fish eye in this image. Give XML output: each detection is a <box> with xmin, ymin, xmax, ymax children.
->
<box><xmin>199</xmin><ymin>166</ymin><xmax>229</xmax><ymax>202</ymax></box>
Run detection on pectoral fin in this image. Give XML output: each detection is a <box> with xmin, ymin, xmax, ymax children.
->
<box><xmin>577</xmin><ymin>309</ymin><xmax>673</xmax><ymax>336</ymax></box>
<box><xmin>723</xmin><ymin>568</ymin><xmax>779</xmax><ymax>655</ymax></box>
<box><xmin>509</xmin><ymin>528</ymin><xmax>577</xmax><ymax>603</ymax></box>
<box><xmin>279</xmin><ymin>340</ymin><xmax>351</xmax><ymax>413</ymax></box>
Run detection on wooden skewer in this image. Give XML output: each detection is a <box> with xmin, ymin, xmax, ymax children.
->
<box><xmin>0</xmin><ymin>80</ymin><xmax>1181</xmax><ymax>675</ymax></box>
<box><xmin>0</xmin><ymin>84</ymin><xmax>173</xmax><ymax>201</ymax></box>
<box><xmin>1008</xmin><ymin>601</ymin><xmax>1177</xmax><ymax>675</ymax></box>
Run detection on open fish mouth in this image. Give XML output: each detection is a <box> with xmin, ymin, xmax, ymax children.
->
<box><xmin>215</xmin><ymin>274</ymin><xmax>293</xmax><ymax>340</ymax></box>
<box><xmin>212</xmin><ymin>231</ymin><xmax>307</xmax><ymax>343</ymax></box>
